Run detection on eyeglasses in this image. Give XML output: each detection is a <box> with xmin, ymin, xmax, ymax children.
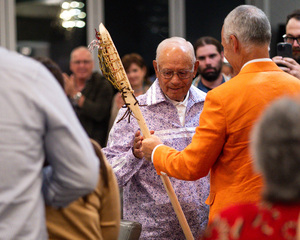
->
<box><xmin>159</xmin><ymin>68</ymin><xmax>194</xmax><ymax>79</ymax></box>
<box><xmin>72</xmin><ymin>60</ymin><xmax>92</xmax><ymax>65</ymax></box>
<box><xmin>283</xmin><ymin>34</ymin><xmax>300</xmax><ymax>45</ymax></box>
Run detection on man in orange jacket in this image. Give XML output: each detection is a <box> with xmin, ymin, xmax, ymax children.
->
<box><xmin>140</xmin><ymin>5</ymin><xmax>300</xmax><ymax>222</ymax></box>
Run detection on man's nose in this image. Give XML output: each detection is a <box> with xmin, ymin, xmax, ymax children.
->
<box><xmin>170</xmin><ymin>73</ymin><xmax>181</xmax><ymax>84</ymax></box>
<box><xmin>205</xmin><ymin>58</ymin><xmax>213</xmax><ymax>66</ymax></box>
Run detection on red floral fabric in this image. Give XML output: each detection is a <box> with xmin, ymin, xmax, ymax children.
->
<box><xmin>201</xmin><ymin>202</ymin><xmax>300</xmax><ymax>240</ymax></box>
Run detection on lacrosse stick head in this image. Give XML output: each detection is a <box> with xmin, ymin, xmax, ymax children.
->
<box><xmin>88</xmin><ymin>23</ymin><xmax>145</xmax><ymax>126</ymax></box>
<box><xmin>93</xmin><ymin>23</ymin><xmax>132</xmax><ymax>93</ymax></box>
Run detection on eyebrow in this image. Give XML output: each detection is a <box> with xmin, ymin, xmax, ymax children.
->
<box><xmin>286</xmin><ymin>34</ymin><xmax>300</xmax><ymax>37</ymax></box>
<box><xmin>197</xmin><ymin>53</ymin><xmax>218</xmax><ymax>58</ymax></box>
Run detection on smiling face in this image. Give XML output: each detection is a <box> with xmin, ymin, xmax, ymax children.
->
<box><xmin>126</xmin><ymin>63</ymin><xmax>146</xmax><ymax>89</ymax></box>
<box><xmin>70</xmin><ymin>48</ymin><xmax>94</xmax><ymax>81</ymax></box>
<box><xmin>153</xmin><ymin>46</ymin><xmax>198</xmax><ymax>102</ymax></box>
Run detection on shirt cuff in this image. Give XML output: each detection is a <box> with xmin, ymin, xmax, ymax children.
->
<box><xmin>151</xmin><ymin>144</ymin><xmax>164</xmax><ymax>163</ymax></box>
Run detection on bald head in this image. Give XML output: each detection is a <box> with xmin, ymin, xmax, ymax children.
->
<box><xmin>155</xmin><ymin>37</ymin><xmax>196</xmax><ymax>66</ymax></box>
<box><xmin>70</xmin><ymin>46</ymin><xmax>93</xmax><ymax>62</ymax></box>
<box><xmin>70</xmin><ymin>46</ymin><xmax>94</xmax><ymax>81</ymax></box>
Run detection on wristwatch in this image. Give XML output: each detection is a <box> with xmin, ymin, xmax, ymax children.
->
<box><xmin>72</xmin><ymin>92</ymin><xmax>82</xmax><ymax>106</ymax></box>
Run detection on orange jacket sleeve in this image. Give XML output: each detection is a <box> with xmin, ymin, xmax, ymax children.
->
<box><xmin>153</xmin><ymin>90</ymin><xmax>226</xmax><ymax>180</ymax></box>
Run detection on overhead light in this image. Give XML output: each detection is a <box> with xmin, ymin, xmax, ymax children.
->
<box><xmin>61</xmin><ymin>2</ymin><xmax>70</xmax><ymax>9</ymax></box>
<box><xmin>78</xmin><ymin>12</ymin><xmax>86</xmax><ymax>19</ymax></box>
<box><xmin>70</xmin><ymin>1</ymin><xmax>80</xmax><ymax>8</ymax></box>
<box><xmin>75</xmin><ymin>20</ymin><xmax>85</xmax><ymax>28</ymax></box>
<box><xmin>60</xmin><ymin>1</ymin><xmax>86</xmax><ymax>29</ymax></box>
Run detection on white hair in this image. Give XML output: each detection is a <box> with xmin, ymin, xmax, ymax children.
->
<box><xmin>155</xmin><ymin>37</ymin><xmax>196</xmax><ymax>65</ymax></box>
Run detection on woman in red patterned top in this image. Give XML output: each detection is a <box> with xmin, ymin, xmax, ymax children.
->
<box><xmin>201</xmin><ymin>97</ymin><xmax>300</xmax><ymax>240</ymax></box>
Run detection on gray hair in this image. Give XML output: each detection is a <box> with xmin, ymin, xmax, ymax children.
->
<box><xmin>251</xmin><ymin>97</ymin><xmax>300</xmax><ymax>203</ymax></box>
<box><xmin>155</xmin><ymin>37</ymin><xmax>196</xmax><ymax>65</ymax></box>
<box><xmin>223</xmin><ymin>5</ymin><xmax>271</xmax><ymax>49</ymax></box>
<box><xmin>70</xmin><ymin>46</ymin><xmax>92</xmax><ymax>61</ymax></box>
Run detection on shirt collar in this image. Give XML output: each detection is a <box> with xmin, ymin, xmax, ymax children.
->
<box><xmin>241</xmin><ymin>58</ymin><xmax>272</xmax><ymax>70</ymax></box>
<box><xmin>165</xmin><ymin>91</ymin><xmax>189</xmax><ymax>107</ymax></box>
<box><xmin>145</xmin><ymin>79</ymin><xmax>206</xmax><ymax>106</ymax></box>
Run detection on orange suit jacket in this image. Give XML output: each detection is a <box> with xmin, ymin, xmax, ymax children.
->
<box><xmin>153</xmin><ymin>61</ymin><xmax>300</xmax><ymax>221</ymax></box>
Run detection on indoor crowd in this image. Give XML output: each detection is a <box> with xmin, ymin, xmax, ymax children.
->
<box><xmin>0</xmin><ymin>4</ymin><xmax>300</xmax><ymax>240</ymax></box>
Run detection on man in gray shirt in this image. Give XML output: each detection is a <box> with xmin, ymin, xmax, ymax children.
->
<box><xmin>0</xmin><ymin>47</ymin><xmax>99</xmax><ymax>239</ymax></box>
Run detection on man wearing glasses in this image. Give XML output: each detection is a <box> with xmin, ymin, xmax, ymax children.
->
<box><xmin>273</xmin><ymin>9</ymin><xmax>300</xmax><ymax>79</ymax></box>
<box><xmin>64</xmin><ymin>46</ymin><xmax>115</xmax><ymax>147</ymax></box>
<box><xmin>103</xmin><ymin>37</ymin><xmax>209</xmax><ymax>239</ymax></box>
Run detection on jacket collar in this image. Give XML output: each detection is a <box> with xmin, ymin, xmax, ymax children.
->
<box><xmin>240</xmin><ymin>60</ymin><xmax>282</xmax><ymax>74</ymax></box>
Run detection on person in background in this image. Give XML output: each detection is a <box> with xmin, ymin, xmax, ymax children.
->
<box><xmin>64</xmin><ymin>46</ymin><xmax>115</xmax><ymax>147</ymax></box>
<box><xmin>201</xmin><ymin>97</ymin><xmax>300</xmax><ymax>240</ymax></box>
<box><xmin>34</xmin><ymin>56</ymin><xmax>65</xmax><ymax>88</ymax></box>
<box><xmin>192</xmin><ymin>36</ymin><xmax>227</xmax><ymax>92</ymax></box>
<box><xmin>103</xmin><ymin>37</ymin><xmax>209</xmax><ymax>239</ymax></box>
<box><xmin>34</xmin><ymin>56</ymin><xmax>120</xmax><ymax>240</ymax></box>
<box><xmin>141</xmin><ymin>4</ymin><xmax>300</xmax><ymax>222</ymax></box>
<box><xmin>272</xmin><ymin>9</ymin><xmax>300</xmax><ymax>79</ymax></box>
<box><xmin>0</xmin><ymin>47</ymin><xmax>99</xmax><ymax>239</ymax></box>
<box><xmin>108</xmin><ymin>53</ymin><xmax>152</xmax><ymax>132</ymax></box>
<box><xmin>222</xmin><ymin>57</ymin><xmax>235</xmax><ymax>79</ymax></box>
<box><xmin>46</xmin><ymin>139</ymin><xmax>120</xmax><ymax>240</ymax></box>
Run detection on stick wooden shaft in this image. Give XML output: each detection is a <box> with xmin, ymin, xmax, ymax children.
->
<box><xmin>160</xmin><ymin>174</ymin><xmax>195</xmax><ymax>240</ymax></box>
<box><xmin>98</xmin><ymin>23</ymin><xmax>194</xmax><ymax>240</ymax></box>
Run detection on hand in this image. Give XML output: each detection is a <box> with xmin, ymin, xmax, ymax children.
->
<box><xmin>133</xmin><ymin>130</ymin><xmax>155</xmax><ymax>159</ymax></box>
<box><xmin>133</xmin><ymin>130</ymin><xmax>144</xmax><ymax>159</ymax></box>
<box><xmin>63</xmin><ymin>73</ymin><xmax>77</xmax><ymax>97</ymax></box>
<box><xmin>141</xmin><ymin>134</ymin><xmax>163</xmax><ymax>161</ymax></box>
<box><xmin>272</xmin><ymin>56</ymin><xmax>300</xmax><ymax>79</ymax></box>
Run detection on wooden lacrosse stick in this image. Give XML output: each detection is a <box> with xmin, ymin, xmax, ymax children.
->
<box><xmin>94</xmin><ymin>23</ymin><xmax>194</xmax><ymax>240</ymax></box>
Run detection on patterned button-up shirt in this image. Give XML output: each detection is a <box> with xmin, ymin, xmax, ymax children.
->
<box><xmin>103</xmin><ymin>80</ymin><xmax>210</xmax><ymax>239</ymax></box>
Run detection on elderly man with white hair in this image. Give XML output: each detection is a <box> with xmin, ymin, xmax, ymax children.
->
<box><xmin>103</xmin><ymin>37</ymin><xmax>209</xmax><ymax>239</ymax></box>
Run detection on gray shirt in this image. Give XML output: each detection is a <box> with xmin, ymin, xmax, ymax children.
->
<box><xmin>0</xmin><ymin>47</ymin><xmax>99</xmax><ymax>240</ymax></box>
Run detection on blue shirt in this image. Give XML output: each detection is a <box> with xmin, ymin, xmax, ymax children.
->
<box><xmin>193</xmin><ymin>75</ymin><xmax>226</xmax><ymax>93</ymax></box>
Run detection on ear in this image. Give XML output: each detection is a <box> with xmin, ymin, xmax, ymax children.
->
<box><xmin>230</xmin><ymin>35</ymin><xmax>239</xmax><ymax>53</ymax></box>
<box><xmin>193</xmin><ymin>60</ymin><xmax>199</xmax><ymax>77</ymax></box>
<box><xmin>153</xmin><ymin>60</ymin><xmax>159</xmax><ymax>77</ymax></box>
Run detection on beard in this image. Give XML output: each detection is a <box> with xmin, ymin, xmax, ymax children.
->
<box><xmin>200</xmin><ymin>60</ymin><xmax>223</xmax><ymax>82</ymax></box>
<box><xmin>200</xmin><ymin>68</ymin><xmax>222</xmax><ymax>81</ymax></box>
